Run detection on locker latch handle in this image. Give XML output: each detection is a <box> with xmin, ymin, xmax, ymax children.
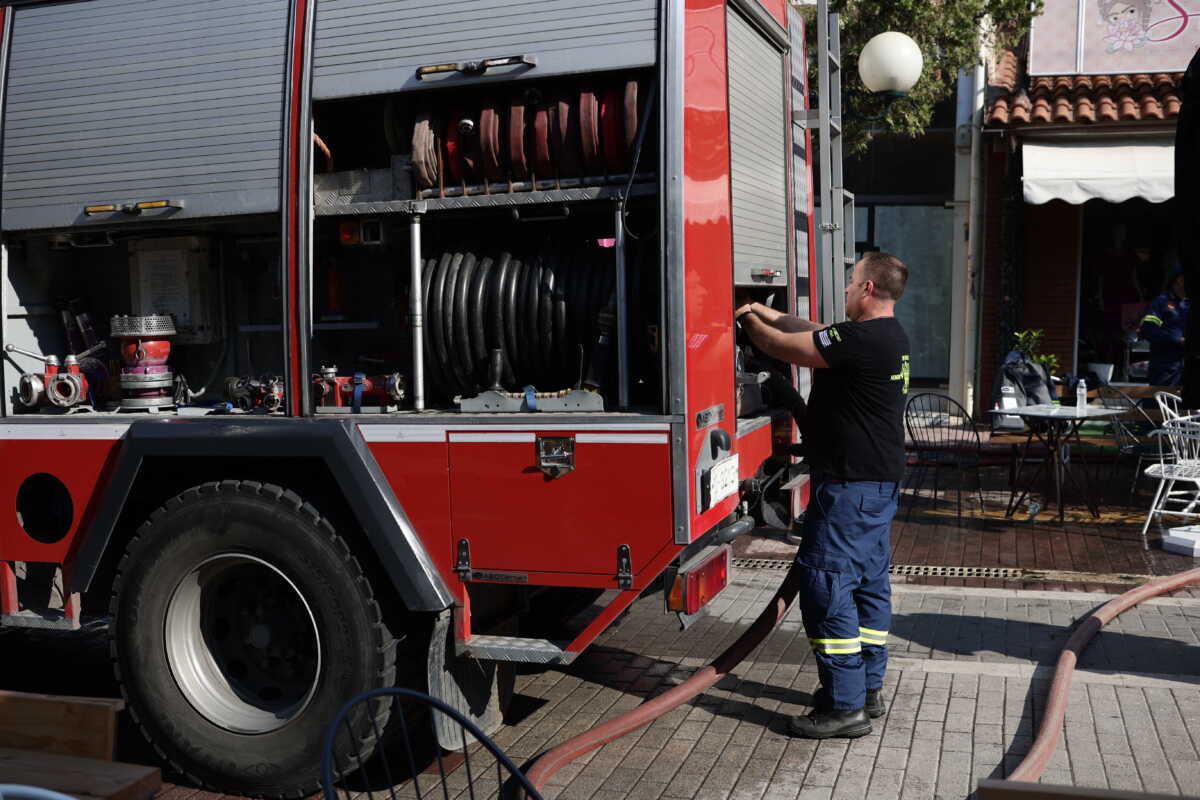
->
<box><xmin>536</xmin><ymin>436</ymin><xmax>575</xmax><ymax>479</ymax></box>
<box><xmin>416</xmin><ymin>54</ymin><xmax>537</xmax><ymax>80</ymax></box>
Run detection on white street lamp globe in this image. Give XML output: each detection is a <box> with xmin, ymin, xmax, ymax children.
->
<box><xmin>858</xmin><ymin>31</ymin><xmax>923</xmax><ymax>94</ymax></box>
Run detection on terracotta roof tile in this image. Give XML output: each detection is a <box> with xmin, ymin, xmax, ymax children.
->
<box><xmin>986</xmin><ymin>48</ymin><xmax>1183</xmax><ymax>127</ymax></box>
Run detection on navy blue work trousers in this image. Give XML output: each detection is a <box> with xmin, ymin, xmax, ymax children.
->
<box><xmin>797</xmin><ymin>474</ymin><xmax>898</xmax><ymax>711</ymax></box>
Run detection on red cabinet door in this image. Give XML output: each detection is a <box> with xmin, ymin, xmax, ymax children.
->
<box><xmin>447</xmin><ymin>428</ymin><xmax>674</xmax><ymax>579</ymax></box>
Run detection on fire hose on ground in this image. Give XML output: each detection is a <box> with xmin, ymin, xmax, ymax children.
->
<box><xmin>523</xmin><ymin>558</ymin><xmax>805</xmax><ymax>795</ymax></box>
<box><xmin>520</xmin><ymin>562</ymin><xmax>1200</xmax><ymax>796</ymax></box>
<box><xmin>1008</xmin><ymin>565</ymin><xmax>1200</xmax><ymax>783</ymax></box>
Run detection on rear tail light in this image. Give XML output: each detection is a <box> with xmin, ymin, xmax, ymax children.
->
<box><xmin>668</xmin><ymin>545</ymin><xmax>730</xmax><ymax>616</ymax></box>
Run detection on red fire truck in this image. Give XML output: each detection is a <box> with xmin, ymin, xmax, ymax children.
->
<box><xmin>0</xmin><ymin>0</ymin><xmax>815</xmax><ymax>794</ymax></box>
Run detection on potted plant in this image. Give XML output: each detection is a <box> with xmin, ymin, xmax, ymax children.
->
<box><xmin>1013</xmin><ymin>329</ymin><xmax>1059</xmax><ymax>378</ymax></box>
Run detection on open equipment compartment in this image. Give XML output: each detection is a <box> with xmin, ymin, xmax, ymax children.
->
<box><xmin>2</xmin><ymin>219</ymin><xmax>287</xmax><ymax>416</ymax></box>
<box><xmin>310</xmin><ymin>65</ymin><xmax>664</xmax><ymax>415</ymax></box>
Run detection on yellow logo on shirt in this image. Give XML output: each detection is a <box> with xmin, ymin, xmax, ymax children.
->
<box><xmin>891</xmin><ymin>355</ymin><xmax>910</xmax><ymax>395</ymax></box>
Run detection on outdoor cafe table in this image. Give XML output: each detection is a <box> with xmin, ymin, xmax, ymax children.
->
<box><xmin>988</xmin><ymin>404</ymin><xmax>1124</xmax><ymax>522</ymax></box>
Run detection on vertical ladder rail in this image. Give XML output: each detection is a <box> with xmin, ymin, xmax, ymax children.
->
<box><xmin>816</xmin><ymin>0</ymin><xmax>835</xmax><ymax>323</ymax></box>
<box><xmin>815</xmin><ymin>0</ymin><xmax>850</xmax><ymax>323</ymax></box>
<box><xmin>829</xmin><ymin>11</ymin><xmax>847</xmax><ymax>323</ymax></box>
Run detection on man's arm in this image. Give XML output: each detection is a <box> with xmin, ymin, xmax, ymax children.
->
<box><xmin>737</xmin><ymin>309</ymin><xmax>829</xmax><ymax>368</ymax></box>
<box><xmin>747</xmin><ymin>302</ymin><xmax>826</xmax><ymax>333</ymax></box>
<box><xmin>1140</xmin><ymin>297</ymin><xmax>1182</xmax><ymax>346</ymax></box>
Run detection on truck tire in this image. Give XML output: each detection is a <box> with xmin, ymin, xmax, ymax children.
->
<box><xmin>109</xmin><ymin>480</ymin><xmax>400</xmax><ymax>798</ymax></box>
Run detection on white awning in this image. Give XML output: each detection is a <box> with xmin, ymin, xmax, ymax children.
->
<box><xmin>1022</xmin><ymin>138</ymin><xmax>1174</xmax><ymax>205</ymax></box>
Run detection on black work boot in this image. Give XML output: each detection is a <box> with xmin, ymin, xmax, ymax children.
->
<box><xmin>812</xmin><ymin>686</ymin><xmax>887</xmax><ymax>719</ymax></box>
<box><xmin>788</xmin><ymin>707</ymin><xmax>872</xmax><ymax>739</ymax></box>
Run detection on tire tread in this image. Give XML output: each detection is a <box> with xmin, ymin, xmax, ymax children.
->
<box><xmin>108</xmin><ymin>480</ymin><xmax>398</xmax><ymax>799</ymax></box>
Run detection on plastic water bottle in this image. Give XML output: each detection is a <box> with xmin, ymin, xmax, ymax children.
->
<box><xmin>1076</xmin><ymin>378</ymin><xmax>1087</xmax><ymax>413</ymax></box>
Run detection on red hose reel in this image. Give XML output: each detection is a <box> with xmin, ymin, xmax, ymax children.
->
<box><xmin>412</xmin><ymin>77</ymin><xmax>644</xmax><ymax>192</ymax></box>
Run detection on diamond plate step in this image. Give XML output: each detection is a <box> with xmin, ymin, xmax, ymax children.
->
<box><xmin>457</xmin><ymin>635</ymin><xmax>576</xmax><ymax>665</ymax></box>
<box><xmin>0</xmin><ymin>609</ymin><xmax>79</xmax><ymax>630</ymax></box>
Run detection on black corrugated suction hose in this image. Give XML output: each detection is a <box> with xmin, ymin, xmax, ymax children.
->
<box><xmin>421</xmin><ymin>239</ymin><xmax>616</xmax><ymax>402</ymax></box>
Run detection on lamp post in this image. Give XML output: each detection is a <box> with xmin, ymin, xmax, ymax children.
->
<box><xmin>797</xmin><ymin>0</ymin><xmax>921</xmax><ymax>322</ymax></box>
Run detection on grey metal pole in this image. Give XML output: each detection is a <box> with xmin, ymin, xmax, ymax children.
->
<box><xmin>615</xmin><ymin>202</ymin><xmax>630</xmax><ymax>409</ymax></box>
<box><xmin>409</xmin><ymin>213</ymin><xmax>425</xmax><ymax>411</ymax></box>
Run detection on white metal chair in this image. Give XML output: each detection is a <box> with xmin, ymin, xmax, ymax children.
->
<box><xmin>1156</xmin><ymin>390</ymin><xmax>1185</xmax><ymax>423</ymax></box>
<box><xmin>1096</xmin><ymin>384</ymin><xmax>1167</xmax><ymax>501</ymax></box>
<box><xmin>1141</xmin><ymin>413</ymin><xmax>1200</xmax><ymax>549</ymax></box>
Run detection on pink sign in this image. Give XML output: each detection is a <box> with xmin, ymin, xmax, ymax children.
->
<box><xmin>1030</xmin><ymin>0</ymin><xmax>1200</xmax><ymax>75</ymax></box>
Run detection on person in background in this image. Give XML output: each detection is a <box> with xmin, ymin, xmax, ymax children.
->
<box><xmin>1139</xmin><ymin>266</ymin><xmax>1189</xmax><ymax>386</ymax></box>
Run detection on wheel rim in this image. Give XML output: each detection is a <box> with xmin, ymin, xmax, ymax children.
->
<box><xmin>164</xmin><ymin>553</ymin><xmax>321</xmax><ymax>734</ymax></box>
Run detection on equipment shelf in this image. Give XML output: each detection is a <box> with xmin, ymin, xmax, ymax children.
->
<box><xmin>314</xmin><ymin>179</ymin><xmax>656</xmax><ymax>217</ymax></box>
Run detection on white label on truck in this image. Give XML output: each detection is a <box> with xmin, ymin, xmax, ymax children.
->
<box><xmin>709</xmin><ymin>454</ymin><xmax>740</xmax><ymax>507</ymax></box>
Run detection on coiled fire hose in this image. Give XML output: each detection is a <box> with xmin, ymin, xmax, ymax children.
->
<box><xmin>523</xmin><ymin>560</ymin><xmax>805</xmax><ymax>795</ymax></box>
<box><xmin>421</xmin><ymin>240</ymin><xmax>617</xmax><ymax>402</ymax></box>
<box><xmin>1008</xmin><ymin>565</ymin><xmax>1200</xmax><ymax>782</ymax></box>
<box><xmin>523</xmin><ymin>564</ymin><xmax>1200</xmax><ymax>794</ymax></box>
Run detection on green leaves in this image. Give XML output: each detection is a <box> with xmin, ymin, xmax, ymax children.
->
<box><xmin>806</xmin><ymin>0</ymin><xmax>1043</xmax><ymax>152</ymax></box>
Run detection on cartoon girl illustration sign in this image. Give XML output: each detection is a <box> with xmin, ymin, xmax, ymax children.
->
<box><xmin>1099</xmin><ymin>0</ymin><xmax>1159</xmax><ymax>52</ymax></box>
<box><xmin>1031</xmin><ymin>0</ymin><xmax>1200</xmax><ymax>74</ymax></box>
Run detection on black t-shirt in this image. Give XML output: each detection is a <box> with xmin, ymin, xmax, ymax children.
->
<box><xmin>802</xmin><ymin>316</ymin><xmax>910</xmax><ymax>481</ymax></box>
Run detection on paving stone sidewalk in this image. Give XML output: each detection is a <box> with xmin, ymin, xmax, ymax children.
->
<box><xmin>492</xmin><ymin>568</ymin><xmax>1200</xmax><ymax>800</ymax></box>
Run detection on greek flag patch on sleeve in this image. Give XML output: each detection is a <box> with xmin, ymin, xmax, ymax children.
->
<box><xmin>817</xmin><ymin>330</ymin><xmax>831</xmax><ymax>348</ymax></box>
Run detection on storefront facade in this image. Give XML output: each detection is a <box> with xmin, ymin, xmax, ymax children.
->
<box><xmin>976</xmin><ymin>0</ymin><xmax>1194</xmax><ymax>413</ymax></box>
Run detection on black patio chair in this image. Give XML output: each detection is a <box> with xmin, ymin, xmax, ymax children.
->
<box><xmin>1095</xmin><ymin>383</ymin><xmax>1170</xmax><ymax>502</ymax></box>
<box><xmin>322</xmin><ymin>688</ymin><xmax>543</xmax><ymax>800</ymax></box>
<box><xmin>904</xmin><ymin>392</ymin><xmax>1016</xmax><ymax>522</ymax></box>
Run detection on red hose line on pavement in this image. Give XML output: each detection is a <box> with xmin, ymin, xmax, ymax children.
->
<box><xmin>523</xmin><ymin>565</ymin><xmax>804</xmax><ymax>796</ymax></box>
<box><xmin>1008</xmin><ymin>566</ymin><xmax>1200</xmax><ymax>783</ymax></box>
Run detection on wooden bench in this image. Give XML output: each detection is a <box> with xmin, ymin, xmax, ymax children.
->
<box><xmin>0</xmin><ymin>747</ymin><xmax>160</xmax><ymax>800</ymax></box>
<box><xmin>0</xmin><ymin>690</ymin><xmax>125</xmax><ymax>761</ymax></box>
<box><xmin>0</xmin><ymin>691</ymin><xmax>160</xmax><ymax>800</ymax></box>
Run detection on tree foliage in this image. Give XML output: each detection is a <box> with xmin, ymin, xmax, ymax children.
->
<box><xmin>803</xmin><ymin>0</ymin><xmax>1043</xmax><ymax>152</ymax></box>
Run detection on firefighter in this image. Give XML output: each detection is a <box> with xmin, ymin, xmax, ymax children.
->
<box><xmin>735</xmin><ymin>251</ymin><xmax>910</xmax><ymax>739</ymax></box>
<box><xmin>1139</xmin><ymin>266</ymin><xmax>1189</xmax><ymax>386</ymax></box>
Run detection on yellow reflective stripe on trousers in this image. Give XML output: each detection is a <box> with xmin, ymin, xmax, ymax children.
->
<box><xmin>1143</xmin><ymin>314</ymin><xmax>1164</xmax><ymax>326</ymax></box>
<box><xmin>859</xmin><ymin>626</ymin><xmax>888</xmax><ymax>646</ymax></box>
<box><xmin>809</xmin><ymin>637</ymin><xmax>862</xmax><ymax>654</ymax></box>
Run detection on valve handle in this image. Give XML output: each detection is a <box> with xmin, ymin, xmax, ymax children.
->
<box><xmin>75</xmin><ymin>341</ymin><xmax>106</xmax><ymax>360</ymax></box>
<box><xmin>4</xmin><ymin>343</ymin><xmax>50</xmax><ymax>363</ymax></box>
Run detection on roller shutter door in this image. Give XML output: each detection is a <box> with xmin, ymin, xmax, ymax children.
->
<box><xmin>727</xmin><ymin>6</ymin><xmax>788</xmax><ymax>287</ymax></box>
<box><xmin>2</xmin><ymin>0</ymin><xmax>289</xmax><ymax>231</ymax></box>
<box><xmin>312</xmin><ymin>0</ymin><xmax>659</xmax><ymax>100</ymax></box>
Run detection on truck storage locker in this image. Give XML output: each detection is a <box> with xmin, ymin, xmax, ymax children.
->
<box><xmin>312</xmin><ymin>0</ymin><xmax>659</xmax><ymax>99</ymax></box>
<box><xmin>727</xmin><ymin>5</ymin><xmax>789</xmax><ymax>287</ymax></box>
<box><xmin>1</xmin><ymin>0</ymin><xmax>290</xmax><ymax>231</ymax></box>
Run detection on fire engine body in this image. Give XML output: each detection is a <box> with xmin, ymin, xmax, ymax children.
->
<box><xmin>0</xmin><ymin>0</ymin><xmax>816</xmax><ymax>795</ymax></box>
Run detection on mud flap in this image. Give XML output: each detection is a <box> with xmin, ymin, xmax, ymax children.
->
<box><xmin>426</xmin><ymin>608</ymin><xmax>514</xmax><ymax>750</ymax></box>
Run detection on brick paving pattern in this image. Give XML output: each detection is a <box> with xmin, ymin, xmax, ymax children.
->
<box><xmin>502</xmin><ymin>570</ymin><xmax>1200</xmax><ymax>800</ymax></box>
<box><xmin>6</xmin><ymin>492</ymin><xmax>1200</xmax><ymax>800</ymax></box>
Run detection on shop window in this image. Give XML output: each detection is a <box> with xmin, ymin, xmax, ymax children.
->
<box><xmin>816</xmin><ymin>204</ymin><xmax>953</xmax><ymax>382</ymax></box>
